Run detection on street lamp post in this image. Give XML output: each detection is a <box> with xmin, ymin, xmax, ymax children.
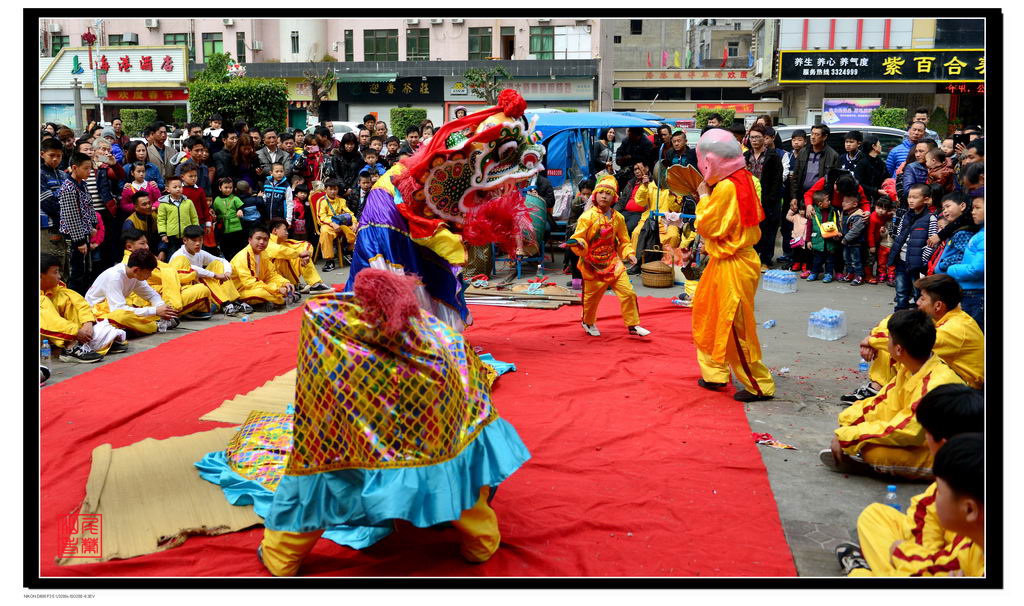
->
<box><xmin>70</xmin><ymin>77</ymin><xmax>83</xmax><ymax>133</ymax></box>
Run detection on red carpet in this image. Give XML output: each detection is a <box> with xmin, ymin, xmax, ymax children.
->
<box><xmin>38</xmin><ymin>295</ymin><xmax>795</xmax><ymax>577</ymax></box>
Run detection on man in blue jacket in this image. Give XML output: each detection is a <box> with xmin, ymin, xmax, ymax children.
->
<box><xmin>886</xmin><ymin>122</ymin><xmax>926</xmax><ymax>178</ymax></box>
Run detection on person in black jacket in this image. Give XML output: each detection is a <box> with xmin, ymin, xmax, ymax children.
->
<box><xmin>789</xmin><ymin>124</ymin><xmax>840</xmax><ymax>212</ymax></box>
<box><xmin>615</xmin><ymin>127</ymin><xmax>654</xmax><ymax>174</ymax></box>
<box><xmin>745</xmin><ymin>125</ymin><xmax>784</xmax><ymax>269</ymax></box>
<box><xmin>860</xmin><ymin>135</ymin><xmax>887</xmax><ymax>202</ymax></box>
<box><xmin>331</xmin><ymin>133</ymin><xmax>364</xmax><ymax>198</ymax></box>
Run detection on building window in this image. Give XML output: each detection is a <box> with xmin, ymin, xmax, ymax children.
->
<box><xmin>529</xmin><ymin>26</ymin><xmax>554</xmax><ymax>59</ymax></box>
<box><xmin>468</xmin><ymin>27</ymin><xmax>492</xmax><ymax>60</ymax></box>
<box><xmin>934</xmin><ymin>18</ymin><xmax>985</xmax><ymax>48</ymax></box>
<box><xmin>727</xmin><ymin>41</ymin><xmax>739</xmax><ymax>57</ymax></box>
<box><xmin>554</xmin><ymin>25</ymin><xmax>590</xmax><ymax>59</ymax></box>
<box><xmin>236</xmin><ymin>32</ymin><xmax>246</xmax><ymax>63</ymax></box>
<box><xmin>406</xmin><ymin>28</ymin><xmax>429</xmax><ymax>61</ymax></box>
<box><xmin>290</xmin><ymin>31</ymin><xmax>299</xmax><ymax>55</ymax></box>
<box><xmin>202</xmin><ymin>32</ymin><xmax>223</xmax><ymax>60</ymax></box>
<box><xmin>51</xmin><ymin>35</ymin><xmax>69</xmax><ymax>56</ymax></box>
<box><xmin>164</xmin><ymin>33</ymin><xmax>193</xmax><ymax>62</ymax></box>
<box><xmin>500</xmin><ymin>26</ymin><xmax>515</xmax><ymax>60</ymax></box>
<box><xmin>364</xmin><ymin>29</ymin><xmax>398</xmax><ymax>61</ymax></box>
<box><xmin>735</xmin><ymin>22</ymin><xmax>742</xmax><ymax>31</ymax></box>
<box><xmin>630</xmin><ymin>20</ymin><xmax>642</xmax><ymax>35</ymax></box>
<box><xmin>344</xmin><ymin>30</ymin><xmax>353</xmax><ymax>61</ymax></box>
<box><xmin>107</xmin><ymin>34</ymin><xmax>138</xmax><ymax>46</ymax></box>
<box><xmin>613</xmin><ymin>35</ymin><xmax>622</xmax><ymax>44</ymax></box>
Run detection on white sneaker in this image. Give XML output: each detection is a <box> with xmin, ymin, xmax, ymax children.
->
<box><xmin>628</xmin><ymin>326</ymin><xmax>651</xmax><ymax>336</ymax></box>
<box><xmin>581</xmin><ymin>322</ymin><xmax>601</xmax><ymax>336</ymax></box>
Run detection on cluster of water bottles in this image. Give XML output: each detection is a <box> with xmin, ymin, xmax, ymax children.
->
<box><xmin>761</xmin><ymin>270</ymin><xmax>798</xmax><ymax>294</ymax></box>
<box><xmin>807</xmin><ymin>307</ymin><xmax>848</xmax><ymax>341</ymax></box>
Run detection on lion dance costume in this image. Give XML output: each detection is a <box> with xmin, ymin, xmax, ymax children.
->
<box><xmin>691</xmin><ymin>129</ymin><xmax>776</xmax><ymax>399</ymax></box>
<box><xmin>198</xmin><ymin>92</ymin><xmax>541</xmax><ymax>575</ymax></box>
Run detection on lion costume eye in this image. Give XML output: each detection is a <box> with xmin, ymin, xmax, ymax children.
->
<box><xmin>497</xmin><ymin>140</ymin><xmax>518</xmax><ymax>161</ymax></box>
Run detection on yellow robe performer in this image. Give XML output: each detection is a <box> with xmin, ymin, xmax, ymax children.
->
<box><xmin>40</xmin><ymin>282</ymin><xmax>124</xmax><ymax>354</ymax></box>
<box><xmin>630</xmin><ymin>182</ymin><xmax>683</xmax><ymax>252</ymax></box>
<box><xmin>567</xmin><ymin>175</ymin><xmax>644</xmax><ymax>333</ymax></box>
<box><xmin>267</xmin><ymin>234</ymin><xmax>324</xmax><ymax>288</ymax></box>
<box><xmin>316</xmin><ymin>194</ymin><xmax>358</xmax><ymax>260</ymax></box>
<box><xmin>866</xmin><ymin>307</ymin><xmax>984</xmax><ymax>389</ymax></box>
<box><xmin>230</xmin><ymin>244</ymin><xmax>292</xmax><ymax>305</ymax></box>
<box><xmin>691</xmin><ymin>129</ymin><xmax>775</xmax><ymax>399</ymax></box>
<box><xmin>836</xmin><ymin>354</ymin><xmax>965</xmax><ymax>477</ymax></box>
<box><xmin>850</xmin><ymin>482</ymin><xmax>985</xmax><ymax>576</ymax></box>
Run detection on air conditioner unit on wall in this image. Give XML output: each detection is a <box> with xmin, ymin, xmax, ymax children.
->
<box><xmin>48</xmin><ymin>23</ymin><xmax>62</xmax><ymax>33</ymax></box>
<box><xmin>430</xmin><ymin>19</ymin><xmax>444</xmax><ymax>25</ymax></box>
<box><xmin>406</xmin><ymin>19</ymin><xmax>419</xmax><ymax>25</ymax></box>
<box><xmin>251</xmin><ymin>40</ymin><xmax>263</xmax><ymax>50</ymax></box>
<box><xmin>145</xmin><ymin>19</ymin><xmax>159</xmax><ymax>29</ymax></box>
<box><xmin>451</xmin><ymin>19</ymin><xmax>465</xmax><ymax>24</ymax></box>
<box><xmin>122</xmin><ymin>32</ymin><xmax>139</xmax><ymax>44</ymax></box>
<box><xmin>223</xmin><ymin>19</ymin><xmax>235</xmax><ymax>26</ymax></box>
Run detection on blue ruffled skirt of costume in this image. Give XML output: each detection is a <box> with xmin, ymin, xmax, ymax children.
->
<box><xmin>197</xmin><ymin>417</ymin><xmax>530</xmax><ymax>549</ymax></box>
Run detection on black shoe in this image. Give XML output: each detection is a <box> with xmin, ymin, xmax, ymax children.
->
<box><xmin>840</xmin><ymin>383</ymin><xmax>879</xmax><ymax>403</ymax></box>
<box><xmin>733</xmin><ymin>390</ymin><xmax>773</xmax><ymax>402</ymax></box>
<box><xmin>342</xmin><ymin>254</ymin><xmax>353</xmax><ymax>266</ymax></box>
<box><xmin>308</xmin><ymin>282</ymin><xmax>333</xmax><ymax>294</ymax></box>
<box><xmin>58</xmin><ymin>345</ymin><xmax>103</xmax><ymax>364</ymax></box>
<box><xmin>323</xmin><ymin>260</ymin><xmax>336</xmax><ymax>272</ymax></box>
<box><xmin>40</xmin><ymin>365</ymin><xmax>51</xmax><ymax>384</ymax></box>
<box><xmin>108</xmin><ymin>341</ymin><xmax>129</xmax><ymax>355</ymax></box>
<box><xmin>835</xmin><ymin>542</ymin><xmax>870</xmax><ymax>575</ymax></box>
<box><xmin>697</xmin><ymin>378</ymin><xmax>727</xmax><ymax>390</ymax></box>
<box><xmin>183</xmin><ymin>310</ymin><xmax>213</xmax><ymax>321</ymax></box>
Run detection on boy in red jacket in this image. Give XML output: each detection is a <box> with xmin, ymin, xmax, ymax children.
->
<box><xmin>866</xmin><ymin>196</ymin><xmax>895</xmax><ymax>285</ymax></box>
<box><xmin>179</xmin><ymin>162</ymin><xmax>216</xmax><ymax>254</ymax></box>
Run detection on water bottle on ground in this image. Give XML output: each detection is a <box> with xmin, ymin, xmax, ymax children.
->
<box><xmin>859</xmin><ymin>359</ymin><xmax>870</xmax><ymax>373</ymax></box>
<box><xmin>41</xmin><ymin>339</ymin><xmax>52</xmax><ymax>363</ymax></box>
<box><xmin>884</xmin><ymin>485</ymin><xmax>902</xmax><ymax>512</ymax></box>
<box><xmin>763</xmin><ymin>320</ymin><xmax>776</xmax><ymax>329</ymax></box>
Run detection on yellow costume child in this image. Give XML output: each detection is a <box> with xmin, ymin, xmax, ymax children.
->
<box><xmin>630</xmin><ymin>180</ymin><xmax>683</xmax><ymax>252</ymax></box>
<box><xmin>230</xmin><ymin>230</ymin><xmax>294</xmax><ymax>306</ymax></box>
<box><xmin>316</xmin><ymin>187</ymin><xmax>358</xmax><ymax>268</ymax></box>
<box><xmin>41</xmin><ymin>273</ymin><xmax>126</xmax><ymax>357</ymax></box>
<box><xmin>691</xmin><ymin>129</ymin><xmax>775</xmax><ymax>401</ymax></box>
<box><xmin>266</xmin><ymin>221</ymin><xmax>333</xmax><ymax>294</ymax></box>
<box><xmin>567</xmin><ymin>175</ymin><xmax>649</xmax><ymax>337</ymax></box>
<box><xmin>120</xmin><ymin>248</ymin><xmax>210</xmax><ymax>316</ymax></box>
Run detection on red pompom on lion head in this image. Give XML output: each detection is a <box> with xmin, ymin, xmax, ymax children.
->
<box><xmin>496</xmin><ymin>89</ymin><xmax>528</xmax><ymax>119</ymax></box>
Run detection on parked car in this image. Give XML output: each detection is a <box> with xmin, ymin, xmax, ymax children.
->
<box><xmin>772</xmin><ymin>124</ymin><xmax>907</xmax><ymax>162</ymax></box>
<box><xmin>304</xmin><ymin>121</ymin><xmax>362</xmax><ymax>141</ymax></box>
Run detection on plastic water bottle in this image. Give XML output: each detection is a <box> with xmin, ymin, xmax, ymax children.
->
<box><xmin>884</xmin><ymin>485</ymin><xmax>902</xmax><ymax>512</ymax></box>
<box><xmin>859</xmin><ymin>359</ymin><xmax>870</xmax><ymax>373</ymax></box>
<box><xmin>763</xmin><ymin>320</ymin><xmax>776</xmax><ymax>329</ymax></box>
<box><xmin>41</xmin><ymin>339</ymin><xmax>52</xmax><ymax>363</ymax></box>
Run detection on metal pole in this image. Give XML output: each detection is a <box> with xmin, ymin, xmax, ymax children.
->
<box><xmin>70</xmin><ymin>78</ymin><xmax>82</xmax><ymax>133</ymax></box>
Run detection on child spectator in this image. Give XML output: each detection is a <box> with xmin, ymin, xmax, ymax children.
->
<box><xmin>89</xmin><ymin>209</ymin><xmax>105</xmax><ymax>272</ymax></box>
<box><xmin>179</xmin><ymin>162</ymin><xmax>216</xmax><ymax>253</ymax></box>
<box><xmin>316</xmin><ymin>178</ymin><xmax>358</xmax><ymax>272</ymax></box>
<box><xmin>229</xmin><ymin>224</ymin><xmax>296</xmax><ymax>310</ymax></box>
<box><xmin>866</xmin><ymin>196</ymin><xmax>895</xmax><ymax>285</ymax></box>
<box><xmin>157</xmin><ymin>175</ymin><xmax>200</xmax><ymax>260</ymax></box>
<box><xmin>383</xmin><ymin>136</ymin><xmax>401</xmax><ymax>167</ymax></box>
<box><xmin>235</xmin><ymin>180</ymin><xmax>266</xmax><ymax>231</ymax></box>
<box><xmin>361</xmin><ymin>148</ymin><xmax>387</xmax><ymax>177</ymax></box>
<box><xmin>170</xmin><ymin>224</ymin><xmax>250</xmax><ymax>316</ymax></box>
<box><xmin>839</xmin><ymin>194</ymin><xmax>867</xmax><ymax>285</ymax></box>
<box><xmin>889</xmin><ymin>183</ymin><xmax>937</xmax><ymax>310</ymax></box>
<box><xmin>837</xmin><ymin>386</ymin><xmax>984</xmax><ymax>577</ymax></box>
<box><xmin>567</xmin><ymin>175</ymin><xmax>649</xmax><ymax>337</ymax></box>
<box><xmin>177</xmin><ymin>137</ymin><xmax>212</xmax><ymax>196</ymax></box>
<box><xmin>349</xmin><ymin>171</ymin><xmax>373</xmax><ymax>222</ymax></box>
<box><xmin>785</xmin><ymin>199</ymin><xmax>810</xmax><ymax>276</ymax></box>
<box><xmin>261</xmin><ymin>163</ymin><xmax>293</xmax><ymax>223</ymax></box>
<box><xmin>40</xmin><ymin>253</ymin><xmax>126</xmax><ymax>363</ymax></box>
<box><xmin>266</xmin><ymin>217</ymin><xmax>333</xmax><ymax>294</ymax></box>
<box><xmin>935</xmin><ymin>193</ymin><xmax>980</xmax><ymax>276</ymax></box>
<box><xmin>291</xmin><ymin>184</ymin><xmax>314</xmax><ymax>246</ymax></box>
<box><xmin>368</xmin><ymin>136</ymin><xmax>384</xmax><ymax>158</ymax></box>
<box><xmin>40</xmin><ymin>137</ymin><xmax>68</xmax><ymax>227</ymax></box>
<box><xmin>925</xmin><ymin>148</ymin><xmax>955</xmax><ymax>194</ymax></box>
<box><xmin>212</xmin><ymin>178</ymin><xmax>247</xmax><ymax>260</ymax></box>
<box><xmin>85</xmin><ymin>248</ymin><xmax>179</xmax><ymax>335</ymax></box>
<box><xmin>807</xmin><ymin>190</ymin><xmax>841</xmax><ymax>282</ymax></box>
<box><xmin>121</xmin><ymin>162</ymin><xmax>163</xmax><ymax>216</ymax></box>
<box><xmin>123</xmin><ymin>191</ymin><xmax>161</xmax><ymax>257</ymax></box>
<box><xmin>563</xmin><ymin>179</ymin><xmax>594</xmax><ymax>290</ymax></box>
<box><xmin>945</xmin><ymin>195</ymin><xmax>984</xmax><ymax>331</ymax></box>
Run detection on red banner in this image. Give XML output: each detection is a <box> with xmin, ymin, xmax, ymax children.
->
<box><xmin>697</xmin><ymin>103</ymin><xmax>754</xmax><ymax>113</ymax></box>
<box><xmin>107</xmin><ymin>89</ymin><xmax>188</xmax><ymax>101</ymax></box>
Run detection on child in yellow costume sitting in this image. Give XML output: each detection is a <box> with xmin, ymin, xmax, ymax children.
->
<box><xmin>567</xmin><ymin>175</ymin><xmax>651</xmax><ymax>337</ymax></box>
<box><xmin>822</xmin><ymin>309</ymin><xmax>965</xmax><ymax>479</ymax></box>
<box><xmin>836</xmin><ymin>384</ymin><xmax>984</xmax><ymax>577</ymax></box>
<box><xmin>266</xmin><ymin>218</ymin><xmax>333</xmax><ymax>294</ymax></box>
<box><xmin>316</xmin><ymin>178</ymin><xmax>358</xmax><ymax>272</ymax></box>
<box><xmin>629</xmin><ymin>166</ymin><xmax>684</xmax><ymax>253</ymax></box>
<box><xmin>229</xmin><ymin>224</ymin><xmax>296</xmax><ymax>309</ymax></box>
<box><xmin>40</xmin><ymin>253</ymin><xmax>127</xmax><ymax>363</ymax></box>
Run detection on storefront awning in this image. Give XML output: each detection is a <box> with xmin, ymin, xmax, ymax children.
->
<box><xmin>335</xmin><ymin>72</ymin><xmax>398</xmax><ymax>83</ymax></box>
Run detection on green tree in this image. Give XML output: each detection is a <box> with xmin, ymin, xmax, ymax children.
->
<box><xmin>193</xmin><ymin>52</ymin><xmax>232</xmax><ymax>84</ymax></box>
<box><xmin>189</xmin><ymin>78</ymin><xmax>289</xmax><ymax>134</ymax></box>
<box><xmin>303</xmin><ymin>63</ymin><xmax>337</xmax><ymax>125</ymax></box>
<box><xmin>464</xmin><ymin>66</ymin><xmax>511</xmax><ymax>105</ymax></box>
<box><xmin>869</xmin><ymin>106</ymin><xmax>908</xmax><ymax>129</ymax></box>
<box><xmin>390</xmin><ymin>108</ymin><xmax>427</xmax><ymax>142</ymax></box>
<box><xmin>693</xmin><ymin>107</ymin><xmax>736</xmax><ymax>129</ymax></box>
<box><xmin>119</xmin><ymin>109</ymin><xmax>158</xmax><ymax>137</ymax></box>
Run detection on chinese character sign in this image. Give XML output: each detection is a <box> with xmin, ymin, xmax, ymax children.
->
<box><xmin>779</xmin><ymin>49</ymin><xmax>984</xmax><ymax>83</ymax></box>
<box><xmin>344</xmin><ymin>77</ymin><xmax>443</xmax><ymax>102</ymax></box>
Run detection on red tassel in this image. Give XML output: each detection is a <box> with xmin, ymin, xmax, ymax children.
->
<box><xmin>353</xmin><ymin>269</ymin><xmax>422</xmax><ymax>337</ymax></box>
<box><xmin>461</xmin><ymin>187</ymin><xmax>533</xmax><ymax>252</ymax></box>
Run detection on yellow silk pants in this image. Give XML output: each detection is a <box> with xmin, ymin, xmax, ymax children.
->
<box><xmin>848</xmin><ymin>503</ymin><xmax>904</xmax><ymax>577</ymax></box>
<box><xmin>259</xmin><ymin>486</ymin><xmax>499</xmax><ymax>577</ymax></box>
<box><xmin>858</xmin><ymin>444</ymin><xmax>934</xmax><ymax>480</ymax></box>
<box><xmin>869</xmin><ymin>350</ymin><xmax>897</xmax><ymax>387</ymax></box>
<box><xmin>582</xmin><ymin>272</ymin><xmax>640</xmax><ymax>327</ymax></box>
<box><xmin>696</xmin><ymin>311</ymin><xmax>776</xmax><ymax>397</ymax></box>
<box><xmin>91</xmin><ymin>300</ymin><xmax>158</xmax><ymax>335</ymax></box>
<box><xmin>275</xmin><ymin>256</ymin><xmax>323</xmax><ymax>288</ymax></box>
<box><xmin>319</xmin><ymin>224</ymin><xmax>356</xmax><ymax>259</ymax></box>
<box><xmin>198</xmin><ymin>260</ymin><xmax>241</xmax><ymax>305</ymax></box>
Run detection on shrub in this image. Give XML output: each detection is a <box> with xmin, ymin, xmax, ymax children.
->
<box><xmin>172</xmin><ymin>106</ymin><xmax>188</xmax><ymax>127</ymax></box>
<box><xmin>693</xmin><ymin>107</ymin><xmax>736</xmax><ymax>129</ymax></box>
<box><xmin>556</xmin><ymin>107</ymin><xmax>579</xmax><ymax>113</ymax></box>
<box><xmin>390</xmin><ymin>107</ymin><xmax>428</xmax><ymax>141</ymax></box>
<box><xmin>189</xmin><ymin>78</ymin><xmax>289</xmax><ymax>135</ymax></box>
<box><xmin>320</xmin><ymin>53</ymin><xmax>338</xmax><ymax>62</ymax></box>
<box><xmin>929</xmin><ymin>106</ymin><xmax>949</xmax><ymax>138</ymax></box>
<box><xmin>869</xmin><ymin>106</ymin><xmax>908</xmax><ymax>130</ymax></box>
<box><xmin>120</xmin><ymin>109</ymin><xmax>158</xmax><ymax>137</ymax></box>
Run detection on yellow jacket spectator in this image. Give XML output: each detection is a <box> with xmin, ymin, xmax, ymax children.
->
<box><xmin>40</xmin><ymin>254</ymin><xmax>126</xmax><ymax>362</ymax></box>
<box><xmin>230</xmin><ymin>225</ymin><xmax>296</xmax><ymax>307</ymax></box>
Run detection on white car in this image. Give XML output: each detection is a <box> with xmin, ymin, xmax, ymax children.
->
<box><xmin>305</xmin><ymin>121</ymin><xmax>363</xmax><ymax>141</ymax></box>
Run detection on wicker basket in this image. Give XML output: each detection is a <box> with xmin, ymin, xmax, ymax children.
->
<box><xmin>640</xmin><ymin>259</ymin><xmax>674</xmax><ymax>288</ymax></box>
